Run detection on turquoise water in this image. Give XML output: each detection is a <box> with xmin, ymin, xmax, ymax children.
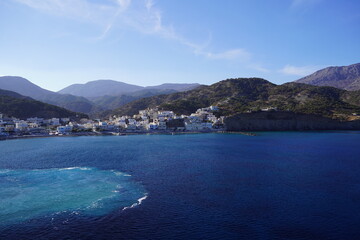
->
<box><xmin>0</xmin><ymin>167</ymin><xmax>146</xmax><ymax>225</ymax></box>
<box><xmin>1</xmin><ymin>132</ymin><xmax>360</xmax><ymax>239</ymax></box>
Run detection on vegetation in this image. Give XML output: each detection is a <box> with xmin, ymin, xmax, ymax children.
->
<box><xmin>0</xmin><ymin>89</ymin><xmax>87</xmax><ymax>119</ymax></box>
<box><xmin>111</xmin><ymin>78</ymin><xmax>360</xmax><ymax>119</ymax></box>
<box><xmin>91</xmin><ymin>89</ymin><xmax>177</xmax><ymax>110</ymax></box>
<box><xmin>38</xmin><ymin>93</ymin><xmax>101</xmax><ymax>114</ymax></box>
<box><xmin>0</xmin><ymin>76</ymin><xmax>100</xmax><ymax>114</ymax></box>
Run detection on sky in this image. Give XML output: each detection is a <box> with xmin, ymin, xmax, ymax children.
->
<box><xmin>0</xmin><ymin>0</ymin><xmax>359</xmax><ymax>91</ymax></box>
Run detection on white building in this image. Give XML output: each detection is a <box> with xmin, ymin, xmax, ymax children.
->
<box><xmin>27</xmin><ymin>117</ymin><xmax>44</xmax><ymax>124</ymax></box>
<box><xmin>209</xmin><ymin>106</ymin><xmax>219</xmax><ymax>111</ymax></box>
<box><xmin>98</xmin><ymin>121</ymin><xmax>108</xmax><ymax>130</ymax></box>
<box><xmin>126</xmin><ymin>124</ymin><xmax>137</xmax><ymax>131</ymax></box>
<box><xmin>15</xmin><ymin>121</ymin><xmax>29</xmax><ymax>131</ymax></box>
<box><xmin>57</xmin><ymin>125</ymin><xmax>73</xmax><ymax>134</ymax></box>
<box><xmin>61</xmin><ymin>118</ymin><xmax>70</xmax><ymax>123</ymax></box>
<box><xmin>158</xmin><ymin>121</ymin><xmax>167</xmax><ymax>130</ymax></box>
<box><xmin>147</xmin><ymin>123</ymin><xmax>158</xmax><ymax>130</ymax></box>
<box><xmin>128</xmin><ymin>119</ymin><xmax>137</xmax><ymax>125</ymax></box>
<box><xmin>50</xmin><ymin>118</ymin><xmax>60</xmax><ymax>126</ymax></box>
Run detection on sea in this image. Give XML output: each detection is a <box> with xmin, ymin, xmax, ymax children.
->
<box><xmin>0</xmin><ymin>132</ymin><xmax>360</xmax><ymax>240</ymax></box>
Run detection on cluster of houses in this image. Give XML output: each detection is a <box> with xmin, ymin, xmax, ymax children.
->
<box><xmin>0</xmin><ymin>106</ymin><xmax>225</xmax><ymax>136</ymax></box>
<box><xmin>0</xmin><ymin>113</ymin><xmax>70</xmax><ymax>136</ymax></box>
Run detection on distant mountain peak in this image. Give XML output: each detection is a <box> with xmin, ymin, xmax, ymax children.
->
<box><xmin>0</xmin><ymin>76</ymin><xmax>98</xmax><ymax>114</ymax></box>
<box><xmin>58</xmin><ymin>80</ymin><xmax>144</xmax><ymax>98</ymax></box>
<box><xmin>58</xmin><ymin>80</ymin><xmax>200</xmax><ymax>98</ymax></box>
<box><xmin>0</xmin><ymin>76</ymin><xmax>53</xmax><ymax>98</ymax></box>
<box><xmin>296</xmin><ymin>63</ymin><xmax>360</xmax><ymax>90</ymax></box>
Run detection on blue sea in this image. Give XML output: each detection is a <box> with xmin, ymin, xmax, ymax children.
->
<box><xmin>1</xmin><ymin>132</ymin><xmax>360</xmax><ymax>240</ymax></box>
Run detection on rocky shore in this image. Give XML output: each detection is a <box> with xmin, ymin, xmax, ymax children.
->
<box><xmin>225</xmin><ymin>111</ymin><xmax>360</xmax><ymax>131</ymax></box>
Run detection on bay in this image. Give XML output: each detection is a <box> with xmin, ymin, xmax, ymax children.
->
<box><xmin>0</xmin><ymin>132</ymin><xmax>360</xmax><ymax>239</ymax></box>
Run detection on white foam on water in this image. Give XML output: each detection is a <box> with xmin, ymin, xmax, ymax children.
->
<box><xmin>112</xmin><ymin>170</ymin><xmax>131</xmax><ymax>176</ymax></box>
<box><xmin>0</xmin><ymin>167</ymin><xmax>147</xmax><ymax>225</ymax></box>
<box><xmin>87</xmin><ymin>192</ymin><xmax>119</xmax><ymax>210</ymax></box>
<box><xmin>58</xmin><ymin>167</ymin><xmax>92</xmax><ymax>171</ymax></box>
<box><xmin>122</xmin><ymin>194</ymin><xmax>148</xmax><ymax>211</ymax></box>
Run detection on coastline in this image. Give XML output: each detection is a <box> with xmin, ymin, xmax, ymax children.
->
<box><xmin>3</xmin><ymin>129</ymin><xmax>360</xmax><ymax>141</ymax></box>
<box><xmin>0</xmin><ymin>130</ymin><xmax>256</xmax><ymax>141</ymax></box>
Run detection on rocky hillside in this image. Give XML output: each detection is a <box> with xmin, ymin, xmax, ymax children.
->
<box><xmin>296</xmin><ymin>63</ymin><xmax>360</xmax><ymax>91</ymax></box>
<box><xmin>0</xmin><ymin>89</ymin><xmax>87</xmax><ymax>119</ymax></box>
<box><xmin>225</xmin><ymin>111</ymin><xmax>360</xmax><ymax>131</ymax></box>
<box><xmin>111</xmin><ymin>78</ymin><xmax>360</xmax><ymax>119</ymax></box>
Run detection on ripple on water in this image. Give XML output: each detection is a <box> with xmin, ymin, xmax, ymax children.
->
<box><xmin>0</xmin><ymin>167</ymin><xmax>147</xmax><ymax>226</ymax></box>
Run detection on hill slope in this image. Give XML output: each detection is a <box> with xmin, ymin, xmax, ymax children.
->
<box><xmin>0</xmin><ymin>89</ymin><xmax>87</xmax><ymax>119</ymax></box>
<box><xmin>58</xmin><ymin>80</ymin><xmax>144</xmax><ymax>98</ymax></box>
<box><xmin>0</xmin><ymin>76</ymin><xmax>99</xmax><ymax>114</ymax></box>
<box><xmin>296</xmin><ymin>63</ymin><xmax>360</xmax><ymax>90</ymax></box>
<box><xmin>111</xmin><ymin>78</ymin><xmax>360</xmax><ymax>119</ymax></box>
<box><xmin>145</xmin><ymin>83</ymin><xmax>200</xmax><ymax>92</ymax></box>
<box><xmin>90</xmin><ymin>89</ymin><xmax>177</xmax><ymax>110</ymax></box>
<box><xmin>59</xmin><ymin>80</ymin><xmax>200</xmax><ymax>98</ymax></box>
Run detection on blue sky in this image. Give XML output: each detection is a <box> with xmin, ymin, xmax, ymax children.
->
<box><xmin>0</xmin><ymin>0</ymin><xmax>359</xmax><ymax>91</ymax></box>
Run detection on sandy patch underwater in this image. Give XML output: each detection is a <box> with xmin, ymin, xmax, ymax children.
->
<box><xmin>0</xmin><ymin>167</ymin><xmax>147</xmax><ymax>225</ymax></box>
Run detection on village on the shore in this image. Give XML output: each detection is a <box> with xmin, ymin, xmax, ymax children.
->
<box><xmin>0</xmin><ymin>106</ymin><xmax>226</xmax><ymax>138</ymax></box>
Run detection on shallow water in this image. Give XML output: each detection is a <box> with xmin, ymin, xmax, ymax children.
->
<box><xmin>1</xmin><ymin>132</ymin><xmax>360</xmax><ymax>239</ymax></box>
<box><xmin>0</xmin><ymin>167</ymin><xmax>146</xmax><ymax>225</ymax></box>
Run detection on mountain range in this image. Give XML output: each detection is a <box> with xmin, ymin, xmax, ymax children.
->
<box><xmin>296</xmin><ymin>63</ymin><xmax>360</xmax><ymax>90</ymax></box>
<box><xmin>111</xmin><ymin>77</ymin><xmax>360</xmax><ymax>120</ymax></box>
<box><xmin>0</xmin><ymin>77</ymin><xmax>200</xmax><ymax>115</ymax></box>
<box><xmin>0</xmin><ymin>88</ymin><xmax>86</xmax><ymax>119</ymax></box>
<box><xmin>2</xmin><ymin>63</ymin><xmax>360</xmax><ymax>120</ymax></box>
<box><xmin>0</xmin><ymin>76</ymin><xmax>99</xmax><ymax>114</ymax></box>
<box><xmin>58</xmin><ymin>80</ymin><xmax>200</xmax><ymax>98</ymax></box>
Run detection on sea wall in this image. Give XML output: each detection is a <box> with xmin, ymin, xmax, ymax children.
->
<box><xmin>225</xmin><ymin>111</ymin><xmax>360</xmax><ymax>131</ymax></box>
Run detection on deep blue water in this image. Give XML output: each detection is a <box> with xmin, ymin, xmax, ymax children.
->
<box><xmin>1</xmin><ymin>132</ymin><xmax>360</xmax><ymax>240</ymax></box>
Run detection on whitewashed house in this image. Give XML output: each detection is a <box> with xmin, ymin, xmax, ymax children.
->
<box><xmin>147</xmin><ymin>123</ymin><xmax>158</xmax><ymax>130</ymax></box>
<box><xmin>57</xmin><ymin>125</ymin><xmax>73</xmax><ymax>134</ymax></box>
<box><xmin>50</xmin><ymin>118</ymin><xmax>60</xmax><ymax>126</ymax></box>
<box><xmin>15</xmin><ymin>121</ymin><xmax>29</xmax><ymax>131</ymax></box>
<box><xmin>209</xmin><ymin>106</ymin><xmax>219</xmax><ymax>111</ymax></box>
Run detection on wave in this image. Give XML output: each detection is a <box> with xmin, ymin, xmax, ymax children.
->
<box><xmin>112</xmin><ymin>170</ymin><xmax>131</xmax><ymax>176</ymax></box>
<box><xmin>123</xmin><ymin>194</ymin><xmax>148</xmax><ymax>211</ymax></box>
<box><xmin>58</xmin><ymin>167</ymin><xmax>92</xmax><ymax>171</ymax></box>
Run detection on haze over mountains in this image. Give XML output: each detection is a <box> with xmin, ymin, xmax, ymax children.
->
<box><xmin>0</xmin><ymin>76</ymin><xmax>98</xmax><ymax>114</ymax></box>
<box><xmin>0</xmin><ymin>76</ymin><xmax>200</xmax><ymax>115</ymax></box>
<box><xmin>57</xmin><ymin>80</ymin><xmax>200</xmax><ymax>111</ymax></box>
<box><xmin>1</xmin><ymin>63</ymin><xmax>360</xmax><ymax>120</ymax></box>
<box><xmin>0</xmin><ymin>88</ymin><xmax>86</xmax><ymax>119</ymax></box>
<box><xmin>58</xmin><ymin>80</ymin><xmax>200</xmax><ymax>98</ymax></box>
<box><xmin>296</xmin><ymin>63</ymin><xmax>360</xmax><ymax>90</ymax></box>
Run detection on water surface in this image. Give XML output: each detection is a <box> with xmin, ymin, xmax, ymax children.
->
<box><xmin>1</xmin><ymin>132</ymin><xmax>360</xmax><ymax>239</ymax></box>
<box><xmin>0</xmin><ymin>167</ymin><xmax>146</xmax><ymax>225</ymax></box>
